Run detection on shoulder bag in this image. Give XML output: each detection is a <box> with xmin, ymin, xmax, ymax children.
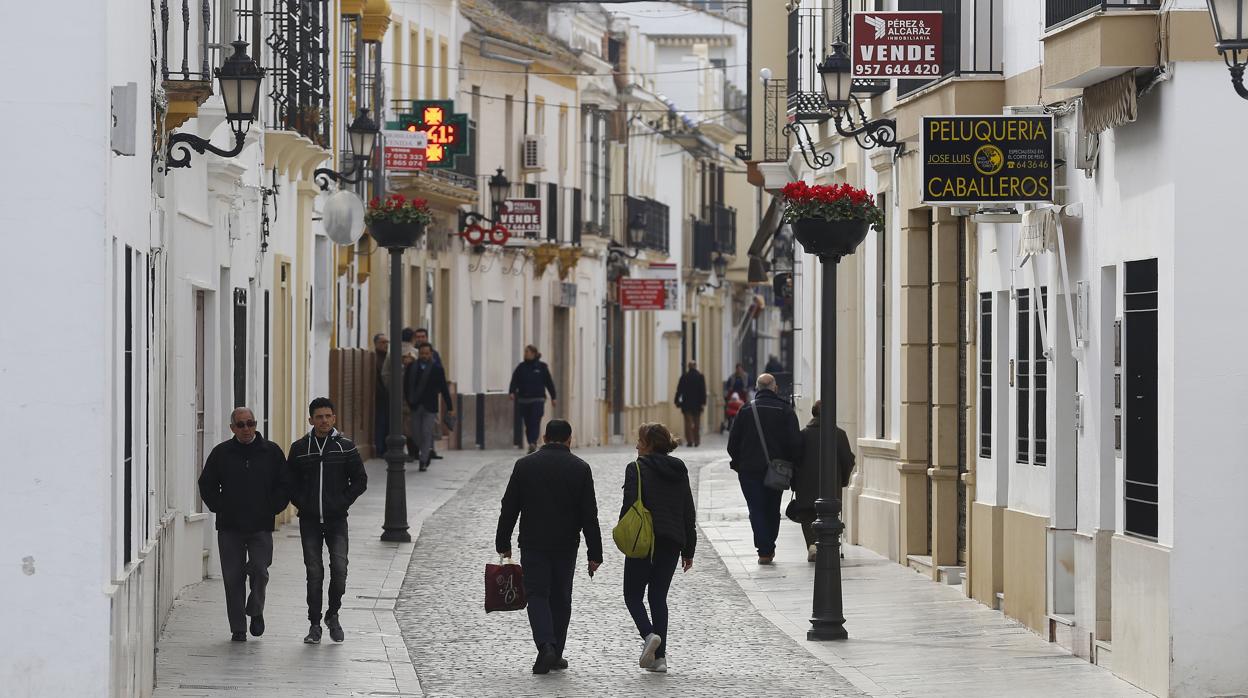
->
<box><xmin>750</xmin><ymin>400</ymin><xmax>795</xmax><ymax>491</ymax></box>
<box><xmin>612</xmin><ymin>461</ymin><xmax>655</xmax><ymax>559</ymax></box>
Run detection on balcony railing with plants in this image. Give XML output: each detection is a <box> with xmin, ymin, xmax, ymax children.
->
<box><xmin>894</xmin><ymin>0</ymin><xmax>1004</xmax><ymax>99</ymax></box>
<box><xmin>1045</xmin><ymin>0</ymin><xmax>1161</xmax><ymax>30</ymax></box>
<box><xmin>263</xmin><ymin>0</ymin><xmax>332</xmax><ymax>146</ymax></box>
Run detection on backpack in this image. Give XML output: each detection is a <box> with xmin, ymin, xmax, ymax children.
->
<box><xmin>612</xmin><ymin>461</ymin><xmax>655</xmax><ymax>559</ymax></box>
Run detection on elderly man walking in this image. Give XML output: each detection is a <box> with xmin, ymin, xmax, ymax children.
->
<box><xmin>673</xmin><ymin>361</ymin><xmax>707</xmax><ymax>447</ymax></box>
<box><xmin>198</xmin><ymin>407</ymin><xmax>290</xmax><ymax>641</ymax></box>
<box><xmin>726</xmin><ymin>374</ymin><xmax>801</xmax><ymax>564</ymax></box>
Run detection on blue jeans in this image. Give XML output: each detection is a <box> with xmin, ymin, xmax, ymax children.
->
<box><xmin>519</xmin><ymin>400</ymin><xmax>545</xmax><ymax>448</ymax></box>
<box><xmin>623</xmin><ymin>538</ymin><xmax>680</xmax><ymax>658</ymax></box>
<box><xmin>738</xmin><ymin>472</ymin><xmax>782</xmax><ymax>556</ymax></box>
<box><xmin>520</xmin><ymin>547</ymin><xmax>577</xmax><ymax>653</ymax></box>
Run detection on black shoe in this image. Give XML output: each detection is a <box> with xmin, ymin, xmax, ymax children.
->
<box><xmin>249</xmin><ymin>614</ymin><xmax>265</xmax><ymax>637</ymax></box>
<box><xmin>303</xmin><ymin>625</ymin><xmax>322</xmax><ymax>644</ymax></box>
<box><xmin>231</xmin><ymin>631</ymin><xmax>247</xmax><ymax>642</ymax></box>
<box><xmin>325</xmin><ymin>614</ymin><xmax>344</xmax><ymax>643</ymax></box>
<box><xmin>532</xmin><ymin>644</ymin><xmax>558</xmax><ymax>674</ymax></box>
<box><xmin>554</xmin><ymin>657</ymin><xmax>569</xmax><ymax>670</ymax></box>
<box><xmin>430</xmin><ymin>449</ymin><xmax>443</xmax><ymax>460</ymax></box>
<box><xmin>418</xmin><ymin>460</ymin><xmax>429</xmax><ymax>472</ymax></box>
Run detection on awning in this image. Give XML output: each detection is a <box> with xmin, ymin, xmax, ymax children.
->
<box><xmin>747</xmin><ymin>195</ymin><xmax>784</xmax><ymax>283</ymax></box>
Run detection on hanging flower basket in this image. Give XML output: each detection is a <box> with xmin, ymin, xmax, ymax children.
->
<box><xmin>366</xmin><ymin>194</ymin><xmax>432</xmax><ymax>249</ymax></box>
<box><xmin>780</xmin><ymin>182</ymin><xmax>883</xmax><ymax>260</ymax></box>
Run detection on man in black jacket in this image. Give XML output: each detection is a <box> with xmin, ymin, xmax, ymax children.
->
<box><xmin>287</xmin><ymin>397</ymin><xmax>368</xmax><ymax>645</ymax></box>
<box><xmin>405</xmin><ymin>342</ymin><xmax>455</xmax><ymax>471</ymax></box>
<box><xmin>673</xmin><ymin>361</ymin><xmax>707</xmax><ymax>447</ymax></box>
<box><xmin>198</xmin><ymin>407</ymin><xmax>289</xmax><ymax>641</ymax></box>
<box><xmin>509</xmin><ymin>345</ymin><xmax>558</xmax><ymax>453</ymax></box>
<box><xmin>496</xmin><ymin>420</ymin><xmax>603</xmax><ymax>675</ymax></box>
<box><xmin>726</xmin><ymin>374</ymin><xmax>802</xmax><ymax>564</ymax></box>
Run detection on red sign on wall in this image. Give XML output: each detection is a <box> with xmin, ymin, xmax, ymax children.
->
<box><xmin>852</xmin><ymin>11</ymin><xmax>942</xmax><ymax>78</ymax></box>
<box><xmin>618</xmin><ymin>278</ymin><xmax>674</xmax><ymax>311</ymax></box>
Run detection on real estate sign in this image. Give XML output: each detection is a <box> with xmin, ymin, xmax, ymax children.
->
<box><xmin>921</xmin><ymin>115</ymin><xmax>1055</xmax><ymax>205</ymax></box>
<box><xmin>382</xmin><ymin>129</ymin><xmax>427</xmax><ymax>171</ymax></box>
<box><xmin>498</xmin><ymin>198</ymin><xmax>542</xmax><ymax>237</ymax></box>
<box><xmin>852</xmin><ymin>11</ymin><xmax>942</xmax><ymax>78</ymax></box>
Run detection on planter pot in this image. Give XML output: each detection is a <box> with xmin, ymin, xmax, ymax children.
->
<box><xmin>790</xmin><ymin>217</ymin><xmax>869</xmax><ymax>259</ymax></box>
<box><xmin>369</xmin><ymin>219</ymin><xmax>426</xmax><ymax>249</ymax></box>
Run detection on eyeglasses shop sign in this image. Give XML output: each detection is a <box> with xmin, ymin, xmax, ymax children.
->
<box><xmin>921</xmin><ymin>116</ymin><xmax>1054</xmax><ymax>205</ymax></box>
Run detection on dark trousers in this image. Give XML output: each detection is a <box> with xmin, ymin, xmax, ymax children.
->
<box><xmin>519</xmin><ymin>400</ymin><xmax>545</xmax><ymax>447</ymax></box>
<box><xmin>520</xmin><ymin>547</ymin><xmax>577</xmax><ymax>654</ymax></box>
<box><xmin>681</xmin><ymin>410</ymin><xmax>702</xmax><ymax>447</ymax></box>
<box><xmin>217</xmin><ymin>530</ymin><xmax>274</xmax><ymax>633</ymax></box>
<box><xmin>622</xmin><ymin>538</ymin><xmax>680</xmax><ymax>659</ymax></box>
<box><xmin>374</xmin><ymin>395</ymin><xmax>389</xmax><ymax>456</ymax></box>
<box><xmin>738</xmin><ymin>472</ymin><xmax>783</xmax><ymax>556</ymax></box>
<box><xmin>299</xmin><ymin>517</ymin><xmax>349</xmax><ymax>624</ymax></box>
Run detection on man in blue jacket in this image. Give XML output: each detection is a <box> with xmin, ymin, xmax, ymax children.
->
<box><xmin>509</xmin><ymin>345</ymin><xmax>558</xmax><ymax>453</ymax></box>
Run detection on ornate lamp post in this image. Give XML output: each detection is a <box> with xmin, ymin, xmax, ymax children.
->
<box><xmin>1207</xmin><ymin>0</ymin><xmax>1248</xmax><ymax>99</ymax></box>
<box><xmin>314</xmin><ymin>108</ymin><xmax>380</xmax><ymax>189</ymax></box>
<box><xmin>166</xmin><ymin>40</ymin><xmax>264</xmax><ymax>169</ymax></box>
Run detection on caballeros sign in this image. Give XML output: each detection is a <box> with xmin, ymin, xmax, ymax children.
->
<box><xmin>921</xmin><ymin>115</ymin><xmax>1054</xmax><ymax>205</ymax></box>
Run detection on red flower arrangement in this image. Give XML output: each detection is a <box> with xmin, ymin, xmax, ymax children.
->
<box><xmin>780</xmin><ymin>182</ymin><xmax>884</xmax><ymax>232</ymax></box>
<box><xmin>365</xmin><ymin>193</ymin><xmax>433</xmax><ymax>227</ymax></box>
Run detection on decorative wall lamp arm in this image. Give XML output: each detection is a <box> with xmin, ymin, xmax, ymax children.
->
<box><xmin>314</xmin><ymin>108</ymin><xmax>379</xmax><ymax>190</ymax></box>
<box><xmin>818</xmin><ymin>43</ymin><xmax>904</xmax><ymax>156</ymax></box>
<box><xmin>458</xmin><ymin>167</ymin><xmax>513</xmax><ymax>246</ymax></box>
<box><xmin>166</xmin><ymin>41</ymin><xmax>264</xmax><ymax>171</ymax></box>
<box><xmin>1206</xmin><ymin>0</ymin><xmax>1248</xmax><ymax>100</ymax></box>
<box><xmin>783</xmin><ymin>121</ymin><xmax>836</xmax><ymax>171</ymax></box>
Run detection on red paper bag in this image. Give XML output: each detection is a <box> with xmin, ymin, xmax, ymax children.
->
<box><xmin>485</xmin><ymin>559</ymin><xmax>527</xmax><ymax>613</ymax></box>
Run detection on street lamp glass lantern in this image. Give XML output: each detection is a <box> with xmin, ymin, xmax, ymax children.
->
<box><xmin>216</xmin><ymin>40</ymin><xmax>264</xmax><ymax>131</ymax></box>
<box><xmin>628</xmin><ymin>213</ymin><xmax>647</xmax><ymax>246</ymax></box>
<box><xmin>488</xmin><ymin>167</ymin><xmax>511</xmax><ymax>212</ymax></box>
<box><xmin>712</xmin><ymin>252</ymin><xmax>728</xmax><ymax>278</ymax></box>
<box><xmin>818</xmin><ymin>43</ymin><xmax>854</xmax><ymax>109</ymax></box>
<box><xmin>1209</xmin><ymin>0</ymin><xmax>1248</xmax><ymax>51</ymax></box>
<box><xmin>348</xmin><ymin>108</ymin><xmax>379</xmax><ymax>162</ymax></box>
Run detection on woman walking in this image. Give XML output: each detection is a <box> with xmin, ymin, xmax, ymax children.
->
<box><xmin>619</xmin><ymin>423</ymin><xmax>696</xmax><ymax>673</ymax></box>
<box><xmin>793</xmin><ymin>401</ymin><xmax>855</xmax><ymax>562</ymax></box>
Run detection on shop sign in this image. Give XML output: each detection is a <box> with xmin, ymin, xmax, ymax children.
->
<box><xmin>618</xmin><ymin>278</ymin><xmax>677</xmax><ymax>311</ymax></box>
<box><xmin>852</xmin><ymin>11</ymin><xmax>942</xmax><ymax>78</ymax></box>
<box><xmin>921</xmin><ymin>115</ymin><xmax>1054</xmax><ymax>205</ymax></box>
<box><xmin>386</xmin><ymin>100</ymin><xmax>470</xmax><ymax>169</ymax></box>
<box><xmin>382</xmin><ymin>129</ymin><xmax>427</xmax><ymax>171</ymax></box>
<box><xmin>498</xmin><ymin>198</ymin><xmax>542</xmax><ymax>237</ymax></box>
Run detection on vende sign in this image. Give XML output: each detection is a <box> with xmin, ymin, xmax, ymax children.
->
<box><xmin>618</xmin><ymin>278</ymin><xmax>675</xmax><ymax>311</ymax></box>
<box><xmin>382</xmin><ymin>129</ymin><xmax>427</xmax><ymax>171</ymax></box>
<box><xmin>852</xmin><ymin>11</ymin><xmax>942</xmax><ymax>78</ymax></box>
<box><xmin>498</xmin><ymin>198</ymin><xmax>542</xmax><ymax>237</ymax></box>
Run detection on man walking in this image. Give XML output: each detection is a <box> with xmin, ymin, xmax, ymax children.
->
<box><xmin>496</xmin><ymin>420</ymin><xmax>603</xmax><ymax>674</ymax></box>
<box><xmin>198</xmin><ymin>407</ymin><xmax>289</xmax><ymax>641</ymax></box>
<box><xmin>674</xmin><ymin>361</ymin><xmax>707</xmax><ymax>447</ymax></box>
<box><xmin>412</xmin><ymin>328</ymin><xmax>444</xmax><ymax>461</ymax></box>
<box><xmin>508</xmin><ymin>345</ymin><xmax>558</xmax><ymax>453</ymax></box>
<box><xmin>404</xmin><ymin>342</ymin><xmax>455</xmax><ymax>472</ymax></box>
<box><xmin>373</xmin><ymin>332</ymin><xmax>389</xmax><ymax>458</ymax></box>
<box><xmin>726</xmin><ymin>374</ymin><xmax>801</xmax><ymax>564</ymax></box>
<box><xmin>287</xmin><ymin>398</ymin><xmax>368</xmax><ymax>644</ymax></box>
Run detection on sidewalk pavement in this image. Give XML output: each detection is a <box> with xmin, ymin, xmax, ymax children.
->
<box><xmin>695</xmin><ymin>450</ymin><xmax>1151</xmax><ymax>698</ymax></box>
<box><xmin>153</xmin><ymin>450</ymin><xmax>503</xmax><ymax>698</ymax></box>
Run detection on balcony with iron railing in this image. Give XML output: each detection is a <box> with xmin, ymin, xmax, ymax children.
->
<box><xmin>787</xmin><ymin>3</ymin><xmax>890</xmax><ymax>123</ymax></box>
<box><xmin>624</xmin><ymin>196</ymin><xmax>670</xmax><ymax>255</ymax></box>
<box><xmin>1041</xmin><ymin>0</ymin><xmax>1161</xmax><ymax>88</ymax></box>
<box><xmin>257</xmin><ymin>0</ymin><xmax>332</xmax><ymax>146</ymax></box>
<box><xmin>894</xmin><ymin>0</ymin><xmax>1004</xmax><ymax>100</ymax></box>
<box><xmin>1045</xmin><ymin>0</ymin><xmax>1161</xmax><ymax>31</ymax></box>
<box><xmin>158</xmin><ymin>0</ymin><xmax>217</xmax><ymax>131</ymax></box>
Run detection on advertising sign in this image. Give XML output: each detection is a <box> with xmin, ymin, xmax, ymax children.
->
<box><xmin>382</xmin><ymin>129</ymin><xmax>427</xmax><ymax>171</ymax></box>
<box><xmin>498</xmin><ymin>198</ymin><xmax>543</xmax><ymax>237</ymax></box>
<box><xmin>618</xmin><ymin>278</ymin><xmax>675</xmax><ymax>311</ymax></box>
<box><xmin>921</xmin><ymin>115</ymin><xmax>1054</xmax><ymax>205</ymax></box>
<box><xmin>852</xmin><ymin>11</ymin><xmax>942</xmax><ymax>78</ymax></box>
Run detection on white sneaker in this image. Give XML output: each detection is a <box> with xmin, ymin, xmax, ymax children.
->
<box><xmin>807</xmin><ymin>544</ymin><xmax>818</xmax><ymax>562</ymax></box>
<box><xmin>647</xmin><ymin>657</ymin><xmax>668</xmax><ymax>673</ymax></box>
<box><xmin>639</xmin><ymin>633</ymin><xmax>661</xmax><ymax>668</ymax></box>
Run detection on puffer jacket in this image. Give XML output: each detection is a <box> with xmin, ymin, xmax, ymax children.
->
<box><xmin>286</xmin><ymin>428</ymin><xmax>368</xmax><ymax>521</ymax></box>
<box><xmin>198</xmin><ymin>434</ymin><xmax>289</xmax><ymax>532</ymax></box>
<box><xmin>620</xmin><ymin>453</ymin><xmax>697</xmax><ymax>559</ymax></box>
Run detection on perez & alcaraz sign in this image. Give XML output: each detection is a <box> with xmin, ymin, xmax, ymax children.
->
<box><xmin>852</xmin><ymin>11</ymin><xmax>942</xmax><ymax>78</ymax></box>
<box><xmin>921</xmin><ymin>115</ymin><xmax>1054</xmax><ymax>205</ymax></box>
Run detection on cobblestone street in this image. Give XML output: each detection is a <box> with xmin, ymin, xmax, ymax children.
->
<box><xmin>395</xmin><ymin>445</ymin><xmax>862</xmax><ymax>697</ymax></box>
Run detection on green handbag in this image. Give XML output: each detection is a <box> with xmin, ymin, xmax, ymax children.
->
<box><xmin>612</xmin><ymin>461</ymin><xmax>655</xmax><ymax>559</ymax></box>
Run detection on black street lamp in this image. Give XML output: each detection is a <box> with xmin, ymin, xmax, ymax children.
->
<box><xmin>818</xmin><ymin>43</ymin><xmax>902</xmax><ymax>154</ymax></box>
<box><xmin>1207</xmin><ymin>0</ymin><xmax>1248</xmax><ymax>99</ymax></box>
<box><xmin>698</xmin><ymin>252</ymin><xmax>728</xmax><ymax>292</ymax></box>
<box><xmin>314</xmin><ymin>108</ymin><xmax>380</xmax><ymax>189</ymax></box>
<box><xmin>488</xmin><ymin>167</ymin><xmax>511</xmax><ymax>217</ymax></box>
<box><xmin>628</xmin><ymin>212</ymin><xmax>648</xmax><ymax>248</ymax></box>
<box><xmin>166</xmin><ymin>40</ymin><xmax>264</xmax><ymax>170</ymax></box>
<box><xmin>459</xmin><ymin>168</ymin><xmax>511</xmax><ymax>246</ymax></box>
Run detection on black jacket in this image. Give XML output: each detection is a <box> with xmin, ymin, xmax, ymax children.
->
<box><xmin>198</xmin><ymin>434</ymin><xmax>290</xmax><ymax>532</ymax></box>
<box><xmin>496</xmin><ymin>443</ymin><xmax>603</xmax><ymax>562</ymax></box>
<box><xmin>620</xmin><ymin>454</ymin><xmax>697</xmax><ymax>559</ymax></box>
<box><xmin>404</xmin><ymin>359</ymin><xmax>453</xmax><ymax>413</ymax></box>
<box><xmin>726</xmin><ymin>389</ymin><xmax>802</xmax><ymax>476</ymax></box>
<box><xmin>674</xmin><ymin>369</ymin><xmax>707</xmax><ymax>413</ymax></box>
<box><xmin>793</xmin><ymin>418</ymin><xmax>855</xmax><ymax>514</ymax></box>
<box><xmin>286</xmin><ymin>429</ymin><xmax>368</xmax><ymax>520</ymax></box>
<box><xmin>509</xmin><ymin>359</ymin><xmax>557</xmax><ymax>401</ymax></box>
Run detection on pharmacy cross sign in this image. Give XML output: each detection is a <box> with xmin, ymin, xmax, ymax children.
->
<box><xmin>386</xmin><ymin>100</ymin><xmax>470</xmax><ymax>169</ymax></box>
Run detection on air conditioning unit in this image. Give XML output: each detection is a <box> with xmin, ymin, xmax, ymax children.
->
<box><xmin>521</xmin><ymin>134</ymin><xmax>545</xmax><ymax>171</ymax></box>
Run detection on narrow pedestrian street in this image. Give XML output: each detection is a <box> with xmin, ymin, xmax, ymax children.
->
<box><xmin>154</xmin><ymin>440</ymin><xmax>1147</xmax><ymax>697</ymax></box>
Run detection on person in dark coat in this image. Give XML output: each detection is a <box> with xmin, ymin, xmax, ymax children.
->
<box><xmin>496</xmin><ymin>420</ymin><xmax>603</xmax><ymax>675</ymax></box>
<box><xmin>724</xmin><ymin>363</ymin><xmax>749</xmax><ymax>401</ymax></box>
<box><xmin>404</xmin><ymin>343</ymin><xmax>455</xmax><ymax>471</ymax></box>
<box><xmin>412</xmin><ymin>328</ymin><xmax>445</xmax><ymax>461</ymax></box>
<box><xmin>198</xmin><ymin>407</ymin><xmax>289</xmax><ymax>641</ymax></box>
<box><xmin>619</xmin><ymin>423</ymin><xmax>696</xmax><ymax>674</ymax></box>
<box><xmin>509</xmin><ymin>345</ymin><xmax>558</xmax><ymax>453</ymax></box>
<box><xmin>673</xmin><ymin>362</ymin><xmax>707</xmax><ymax>447</ymax></box>
<box><xmin>793</xmin><ymin>400</ymin><xmax>855</xmax><ymax>562</ymax></box>
<box><xmin>286</xmin><ymin>397</ymin><xmax>368</xmax><ymax>645</ymax></box>
<box><xmin>726</xmin><ymin>374</ymin><xmax>802</xmax><ymax>564</ymax></box>
<box><xmin>372</xmin><ymin>333</ymin><xmax>390</xmax><ymax>457</ymax></box>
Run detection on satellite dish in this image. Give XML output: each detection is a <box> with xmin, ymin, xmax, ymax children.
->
<box><xmin>323</xmin><ymin>190</ymin><xmax>365</xmax><ymax>245</ymax></box>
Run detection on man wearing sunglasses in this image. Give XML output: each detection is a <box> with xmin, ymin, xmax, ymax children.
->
<box><xmin>198</xmin><ymin>407</ymin><xmax>290</xmax><ymax>642</ymax></box>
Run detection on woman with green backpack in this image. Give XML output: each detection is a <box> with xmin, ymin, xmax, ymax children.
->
<box><xmin>616</xmin><ymin>423</ymin><xmax>696</xmax><ymax>673</ymax></box>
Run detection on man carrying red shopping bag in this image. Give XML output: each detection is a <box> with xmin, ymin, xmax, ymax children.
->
<box><xmin>495</xmin><ymin>420</ymin><xmax>603</xmax><ymax>675</ymax></box>
<box><xmin>485</xmin><ymin>557</ymin><xmax>526</xmax><ymax>613</ymax></box>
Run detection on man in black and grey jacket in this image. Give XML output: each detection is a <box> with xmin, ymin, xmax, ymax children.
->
<box><xmin>509</xmin><ymin>345</ymin><xmax>558</xmax><ymax>453</ymax></box>
<box><xmin>726</xmin><ymin>374</ymin><xmax>802</xmax><ymax>564</ymax></box>
<box><xmin>286</xmin><ymin>397</ymin><xmax>367</xmax><ymax>645</ymax></box>
<box><xmin>198</xmin><ymin>407</ymin><xmax>289</xmax><ymax>642</ymax></box>
<box><xmin>404</xmin><ymin>342</ymin><xmax>455</xmax><ymax>471</ymax></box>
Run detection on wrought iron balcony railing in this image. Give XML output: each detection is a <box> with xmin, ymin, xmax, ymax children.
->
<box><xmin>895</xmin><ymin>0</ymin><xmax>1004</xmax><ymax>99</ymax></box>
<box><xmin>706</xmin><ymin>202</ymin><xmax>736</xmax><ymax>254</ymax></box>
<box><xmin>1045</xmin><ymin>0</ymin><xmax>1161</xmax><ymax>31</ymax></box>
<box><xmin>692</xmin><ymin>217</ymin><xmax>716</xmax><ymax>271</ymax></box>
<box><xmin>625</xmin><ymin>196</ymin><xmax>670</xmax><ymax>255</ymax></box>
<box><xmin>263</xmin><ymin>0</ymin><xmax>332</xmax><ymax>146</ymax></box>
<box><xmin>159</xmin><ymin>0</ymin><xmax>213</xmax><ymax>83</ymax></box>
